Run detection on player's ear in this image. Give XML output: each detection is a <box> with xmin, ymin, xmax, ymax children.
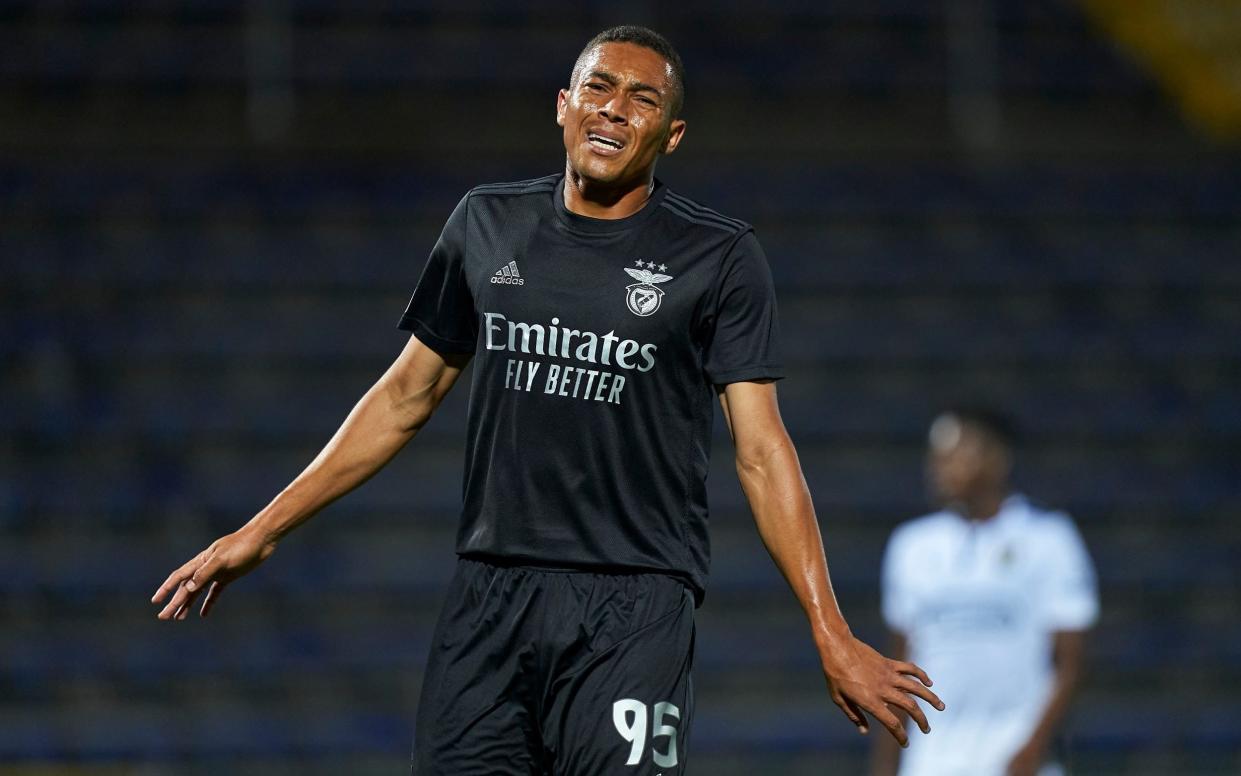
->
<box><xmin>556</xmin><ymin>89</ymin><xmax>568</xmax><ymax>127</ymax></box>
<box><xmin>661</xmin><ymin>118</ymin><xmax>686</xmax><ymax>155</ymax></box>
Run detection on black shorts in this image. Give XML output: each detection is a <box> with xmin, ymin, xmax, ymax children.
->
<box><xmin>412</xmin><ymin>557</ymin><xmax>696</xmax><ymax>775</ymax></box>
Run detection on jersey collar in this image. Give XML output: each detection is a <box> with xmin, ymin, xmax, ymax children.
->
<box><xmin>552</xmin><ymin>173</ymin><xmax>669</xmax><ymax>235</ymax></box>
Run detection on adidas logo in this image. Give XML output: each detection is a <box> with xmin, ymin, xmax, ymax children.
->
<box><xmin>490</xmin><ymin>260</ymin><xmax>524</xmax><ymax>286</ymax></box>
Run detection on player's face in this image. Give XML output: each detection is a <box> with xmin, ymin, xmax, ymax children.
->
<box><xmin>926</xmin><ymin>416</ymin><xmax>1007</xmax><ymax>504</ymax></box>
<box><xmin>557</xmin><ymin>42</ymin><xmax>686</xmax><ymax>188</ymax></box>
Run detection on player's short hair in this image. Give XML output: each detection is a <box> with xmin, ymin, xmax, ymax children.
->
<box><xmin>570</xmin><ymin>25</ymin><xmax>686</xmax><ymax>118</ymax></box>
<box><xmin>940</xmin><ymin>405</ymin><xmax>1021</xmax><ymax>450</ymax></box>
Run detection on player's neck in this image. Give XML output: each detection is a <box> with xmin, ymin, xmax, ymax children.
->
<box><xmin>562</xmin><ymin>162</ymin><xmax>656</xmax><ymax>220</ymax></box>
<box><xmin>959</xmin><ymin>490</ymin><xmax>1008</xmax><ymax>523</ymax></box>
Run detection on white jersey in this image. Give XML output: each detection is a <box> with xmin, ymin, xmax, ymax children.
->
<box><xmin>881</xmin><ymin>495</ymin><xmax>1098</xmax><ymax>776</ymax></box>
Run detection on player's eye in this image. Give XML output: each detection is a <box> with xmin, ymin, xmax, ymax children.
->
<box><xmin>586</xmin><ymin>82</ymin><xmax>606</xmax><ymax>92</ymax></box>
<box><xmin>637</xmin><ymin>96</ymin><xmax>657</xmax><ymax>107</ymax></box>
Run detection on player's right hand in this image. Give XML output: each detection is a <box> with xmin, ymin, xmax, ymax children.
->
<box><xmin>151</xmin><ymin>524</ymin><xmax>277</xmax><ymax>620</ymax></box>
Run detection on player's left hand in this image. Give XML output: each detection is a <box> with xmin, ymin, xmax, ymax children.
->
<box><xmin>820</xmin><ymin>633</ymin><xmax>944</xmax><ymax>747</ymax></box>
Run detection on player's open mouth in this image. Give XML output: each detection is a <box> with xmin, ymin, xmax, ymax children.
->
<box><xmin>587</xmin><ymin>133</ymin><xmax>625</xmax><ymax>154</ymax></box>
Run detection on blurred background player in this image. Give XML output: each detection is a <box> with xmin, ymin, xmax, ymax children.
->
<box><xmin>872</xmin><ymin>408</ymin><xmax>1099</xmax><ymax>776</ymax></box>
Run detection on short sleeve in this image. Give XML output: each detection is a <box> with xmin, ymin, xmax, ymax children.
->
<box><xmin>1037</xmin><ymin>517</ymin><xmax>1099</xmax><ymax>631</ymax></box>
<box><xmin>880</xmin><ymin>527</ymin><xmax>916</xmax><ymax>634</ymax></box>
<box><xmin>701</xmin><ymin>230</ymin><xmax>784</xmax><ymax>384</ymax></box>
<box><xmin>397</xmin><ymin>194</ymin><xmax>478</xmax><ymax>354</ymax></box>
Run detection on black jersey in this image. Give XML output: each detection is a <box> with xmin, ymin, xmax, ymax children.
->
<box><xmin>398</xmin><ymin>173</ymin><xmax>783</xmax><ymax>602</ymax></box>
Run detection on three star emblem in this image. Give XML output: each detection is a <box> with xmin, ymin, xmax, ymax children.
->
<box><xmin>633</xmin><ymin>259</ymin><xmax>667</xmax><ymax>271</ymax></box>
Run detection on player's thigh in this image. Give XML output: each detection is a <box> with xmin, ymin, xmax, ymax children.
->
<box><xmin>412</xmin><ymin>560</ymin><xmax>542</xmax><ymax>776</ymax></box>
<box><xmin>545</xmin><ymin>589</ymin><xmax>695</xmax><ymax>776</ymax></box>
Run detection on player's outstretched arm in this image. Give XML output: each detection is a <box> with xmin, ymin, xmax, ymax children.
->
<box><xmin>150</xmin><ymin>334</ymin><xmax>471</xmax><ymax>620</ymax></box>
<box><xmin>718</xmin><ymin>380</ymin><xmax>944</xmax><ymax>747</ymax></box>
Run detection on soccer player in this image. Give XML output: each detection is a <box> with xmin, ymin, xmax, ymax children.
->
<box><xmin>151</xmin><ymin>25</ymin><xmax>943</xmax><ymax>774</ymax></box>
<box><xmin>873</xmin><ymin>408</ymin><xmax>1098</xmax><ymax>776</ymax></box>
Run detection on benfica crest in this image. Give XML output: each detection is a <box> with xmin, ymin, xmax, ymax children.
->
<box><xmin>624</xmin><ymin>266</ymin><xmax>673</xmax><ymax>317</ymax></box>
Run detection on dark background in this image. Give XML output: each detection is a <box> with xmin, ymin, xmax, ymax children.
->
<box><xmin>2</xmin><ymin>1</ymin><xmax>1239</xmax><ymax>774</ymax></box>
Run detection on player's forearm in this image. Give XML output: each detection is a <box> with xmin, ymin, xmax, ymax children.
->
<box><xmin>869</xmin><ymin>634</ymin><xmax>909</xmax><ymax>775</ymax></box>
<box><xmin>1025</xmin><ymin>682</ymin><xmax>1074</xmax><ymax>755</ymax></box>
<box><xmin>736</xmin><ymin>438</ymin><xmax>852</xmax><ymax>646</ymax></box>
<box><xmin>1024</xmin><ymin>632</ymin><xmax>1086</xmax><ymax>753</ymax></box>
<box><xmin>873</xmin><ymin>633</ymin><xmax>913</xmax><ymax>769</ymax></box>
<box><xmin>870</xmin><ymin>717</ymin><xmax>902</xmax><ymax>776</ymax></box>
<box><xmin>246</xmin><ymin>376</ymin><xmax>435</xmax><ymax>542</ymax></box>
